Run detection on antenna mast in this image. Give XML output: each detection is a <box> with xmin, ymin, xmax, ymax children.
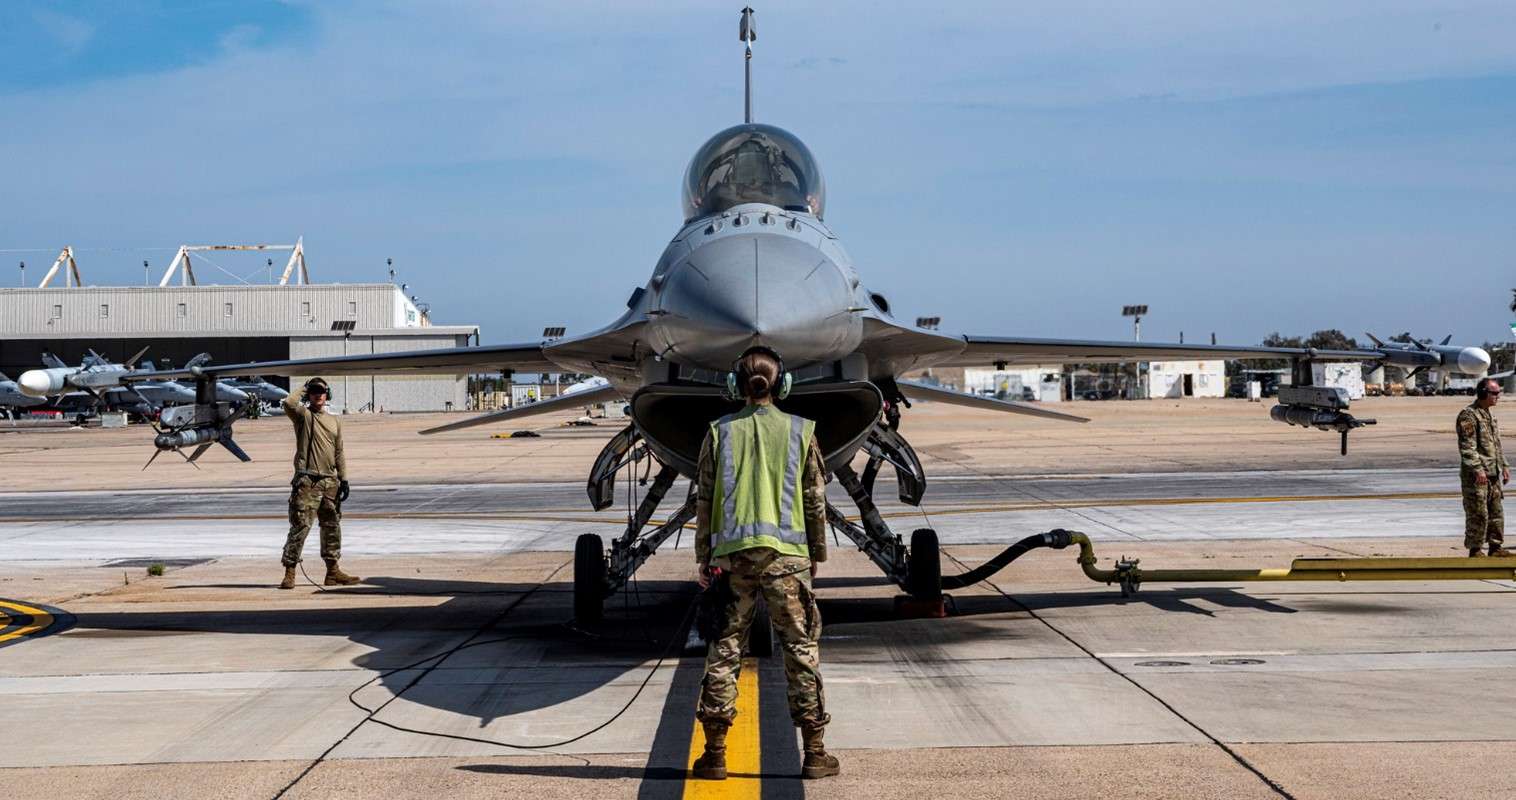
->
<box><xmin>740</xmin><ymin>7</ymin><xmax>756</xmax><ymax>123</ymax></box>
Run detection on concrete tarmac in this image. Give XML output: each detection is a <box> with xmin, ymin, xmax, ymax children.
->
<box><xmin>0</xmin><ymin>467</ymin><xmax>1473</xmax><ymax>561</ymax></box>
<box><xmin>1</xmin><ymin>398</ymin><xmax>1512</xmax><ymax>799</ymax></box>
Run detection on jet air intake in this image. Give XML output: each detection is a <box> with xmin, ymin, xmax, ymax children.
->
<box><xmin>629</xmin><ymin>380</ymin><xmax>882</xmax><ymax>477</ymax></box>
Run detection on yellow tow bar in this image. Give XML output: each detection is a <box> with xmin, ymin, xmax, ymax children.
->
<box><xmin>1067</xmin><ymin>531</ymin><xmax>1516</xmax><ymax>597</ymax></box>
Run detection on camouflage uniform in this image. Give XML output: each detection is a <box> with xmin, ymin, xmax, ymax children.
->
<box><xmin>695</xmin><ymin>424</ymin><xmax>829</xmax><ymax>730</ymax></box>
<box><xmin>1458</xmin><ymin>403</ymin><xmax>1508</xmax><ymax>552</ymax></box>
<box><xmin>282</xmin><ymin>392</ymin><xmax>347</xmax><ymax>567</ymax></box>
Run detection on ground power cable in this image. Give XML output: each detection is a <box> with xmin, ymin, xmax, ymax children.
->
<box><xmin>273</xmin><ymin>559</ymin><xmax>701</xmax><ymax>796</ymax></box>
<box><xmin>345</xmin><ymin>594</ymin><xmax>700</xmax><ymax>753</ymax></box>
<box><xmin>270</xmin><ymin>561</ymin><xmax>567</xmax><ymax>799</ymax></box>
<box><xmin>279</xmin><ymin>464</ymin><xmax>701</xmax><ymax>793</ymax></box>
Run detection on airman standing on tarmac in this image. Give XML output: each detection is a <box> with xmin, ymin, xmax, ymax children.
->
<box><xmin>278</xmin><ymin>377</ymin><xmax>360</xmax><ymax>589</ymax></box>
<box><xmin>691</xmin><ymin>346</ymin><xmax>839</xmax><ymax>781</ymax></box>
<box><xmin>1458</xmin><ymin>377</ymin><xmax>1510</xmax><ymax>557</ymax></box>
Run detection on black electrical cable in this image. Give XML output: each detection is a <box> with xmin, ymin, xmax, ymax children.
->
<box><xmin>302</xmin><ymin>430</ymin><xmax>697</xmax><ymax>750</ymax></box>
<box><xmin>346</xmin><ymin>595</ymin><xmax>699</xmax><ymax>750</ymax></box>
<box><xmin>939</xmin><ymin>529</ymin><xmax>1077</xmax><ymax>590</ymax></box>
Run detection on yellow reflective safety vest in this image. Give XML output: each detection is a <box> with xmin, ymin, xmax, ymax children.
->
<box><xmin>710</xmin><ymin>404</ymin><xmax>817</xmax><ymax>560</ymax></box>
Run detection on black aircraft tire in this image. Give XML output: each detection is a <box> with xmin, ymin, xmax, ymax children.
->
<box><xmin>747</xmin><ymin>597</ymin><xmax>775</xmax><ymax>658</ymax></box>
<box><xmin>574</xmin><ymin>533</ymin><xmax>606</xmax><ymax>624</ymax></box>
<box><xmin>908</xmin><ymin>528</ymin><xmax>943</xmax><ymax>599</ymax></box>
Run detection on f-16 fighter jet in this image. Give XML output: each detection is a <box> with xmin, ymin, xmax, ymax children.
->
<box><xmin>115</xmin><ymin>8</ymin><xmax>1493</xmax><ymax>620</ymax></box>
<box><xmin>0</xmin><ymin>372</ymin><xmax>49</xmax><ymax>418</ymax></box>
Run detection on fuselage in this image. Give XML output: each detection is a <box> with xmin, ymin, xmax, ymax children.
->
<box><xmin>0</xmin><ymin>380</ymin><xmax>48</xmax><ymax>409</ymax></box>
<box><xmin>644</xmin><ymin>203</ymin><xmax>863</xmax><ymax>373</ymax></box>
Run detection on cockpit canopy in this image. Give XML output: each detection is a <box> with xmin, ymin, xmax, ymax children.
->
<box><xmin>682</xmin><ymin>123</ymin><xmax>825</xmax><ymax>221</ymax></box>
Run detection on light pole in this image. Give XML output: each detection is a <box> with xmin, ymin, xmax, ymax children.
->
<box><xmin>19</xmin><ymin>261</ymin><xmax>24</xmax><ymax>287</ymax></box>
<box><xmin>1121</xmin><ymin>305</ymin><xmax>1149</xmax><ymax>399</ymax></box>
<box><xmin>1121</xmin><ymin>304</ymin><xmax>1147</xmax><ymax>342</ymax></box>
<box><xmin>144</xmin><ymin>260</ymin><xmax>150</xmax><ymax>287</ymax></box>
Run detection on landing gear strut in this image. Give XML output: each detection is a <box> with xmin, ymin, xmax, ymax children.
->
<box><xmin>828</xmin><ymin>462</ymin><xmax>944</xmax><ymax>600</ymax></box>
<box><xmin>573</xmin><ymin>451</ymin><xmax>694</xmax><ymax>625</ymax></box>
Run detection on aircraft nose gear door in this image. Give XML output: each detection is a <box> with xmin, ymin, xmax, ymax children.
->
<box><xmin>587</xmin><ymin>424</ymin><xmax>641</xmax><ymax>511</ymax></box>
<box><xmin>860</xmin><ymin>423</ymin><xmax>926</xmax><ymax>506</ymax></box>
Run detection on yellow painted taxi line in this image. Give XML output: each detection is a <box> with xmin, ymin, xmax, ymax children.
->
<box><xmin>0</xmin><ymin>599</ymin><xmax>53</xmax><ymax>644</ymax></box>
<box><xmin>683</xmin><ymin>656</ymin><xmax>760</xmax><ymax>799</ymax></box>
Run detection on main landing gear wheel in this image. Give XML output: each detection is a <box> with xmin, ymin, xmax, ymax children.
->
<box><xmin>574</xmin><ymin>533</ymin><xmax>606</xmax><ymax>624</ymax></box>
<box><xmin>908</xmin><ymin>528</ymin><xmax>943</xmax><ymax>600</ymax></box>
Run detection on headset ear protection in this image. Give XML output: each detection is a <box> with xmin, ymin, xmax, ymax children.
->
<box><xmin>725</xmin><ymin>346</ymin><xmax>792</xmax><ymax>401</ymax></box>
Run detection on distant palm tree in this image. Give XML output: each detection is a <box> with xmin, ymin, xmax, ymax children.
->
<box><xmin>1510</xmin><ymin>288</ymin><xmax>1515</xmax><ymax>315</ymax></box>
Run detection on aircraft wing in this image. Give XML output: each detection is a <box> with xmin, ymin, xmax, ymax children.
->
<box><xmin>896</xmin><ymin>379</ymin><xmax>1088</xmax><ymax>423</ymax></box>
<box><xmin>116</xmin><ymin>341</ymin><xmax>558</xmax><ymax>381</ymax></box>
<box><xmin>419</xmin><ymin>383</ymin><xmax>621</xmax><ymax>434</ymax></box>
<box><xmin>945</xmin><ymin>336</ymin><xmax>1387</xmax><ymax>367</ymax></box>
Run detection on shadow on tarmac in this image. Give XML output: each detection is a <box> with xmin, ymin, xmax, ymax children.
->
<box><xmin>48</xmin><ymin>571</ymin><xmax>1353</xmax><ymax>789</ymax></box>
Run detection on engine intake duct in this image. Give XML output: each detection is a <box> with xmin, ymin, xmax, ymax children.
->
<box><xmin>630</xmin><ymin>380</ymin><xmax>882</xmax><ymax>477</ymax></box>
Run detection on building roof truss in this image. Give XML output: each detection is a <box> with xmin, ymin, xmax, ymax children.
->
<box><xmin>157</xmin><ymin>237</ymin><xmax>308</xmax><ymax>287</ymax></box>
<box><xmin>37</xmin><ymin>246</ymin><xmax>83</xmax><ymax>288</ymax></box>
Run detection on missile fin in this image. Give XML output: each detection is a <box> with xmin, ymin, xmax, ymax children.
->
<box><xmin>220</xmin><ymin>435</ymin><xmax>252</xmax><ymax>463</ymax></box>
<box><xmin>125</xmin><ymin>345</ymin><xmax>151</xmax><ymax>368</ymax></box>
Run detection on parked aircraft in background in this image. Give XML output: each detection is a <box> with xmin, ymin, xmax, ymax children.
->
<box><xmin>0</xmin><ymin>372</ymin><xmax>49</xmax><ymax>418</ymax></box>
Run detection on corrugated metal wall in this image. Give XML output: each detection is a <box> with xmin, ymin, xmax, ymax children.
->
<box><xmin>0</xmin><ymin>284</ymin><xmax>408</xmax><ymax>336</ymax></box>
<box><xmin>1</xmin><ymin>284</ymin><xmax>477</xmax><ymax>413</ymax></box>
<box><xmin>291</xmin><ymin>333</ymin><xmax>471</xmax><ymax>413</ymax></box>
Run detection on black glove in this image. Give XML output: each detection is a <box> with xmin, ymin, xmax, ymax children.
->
<box><xmin>337</xmin><ymin>481</ymin><xmax>351</xmax><ymax>503</ymax></box>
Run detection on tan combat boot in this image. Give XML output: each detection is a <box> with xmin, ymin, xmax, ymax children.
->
<box><xmin>323</xmin><ymin>560</ymin><xmax>361</xmax><ymax>586</ymax></box>
<box><xmin>278</xmin><ymin>566</ymin><xmax>297</xmax><ymax>590</ymax></box>
<box><xmin>1491</xmin><ymin>547</ymin><xmax>1516</xmax><ymax>558</ymax></box>
<box><xmin>691</xmin><ymin>722</ymin><xmax>728</xmax><ymax>780</ymax></box>
<box><xmin>1471</xmin><ymin>548</ymin><xmax>1489</xmax><ymax>558</ymax></box>
<box><xmin>800</xmin><ymin>725</ymin><xmax>840</xmax><ymax>779</ymax></box>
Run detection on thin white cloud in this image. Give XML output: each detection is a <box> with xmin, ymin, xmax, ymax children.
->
<box><xmin>30</xmin><ymin>8</ymin><xmax>95</xmax><ymax>54</ymax></box>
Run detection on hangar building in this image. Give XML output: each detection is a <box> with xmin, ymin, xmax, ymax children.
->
<box><xmin>0</xmin><ymin>283</ymin><xmax>479</xmax><ymax>413</ymax></box>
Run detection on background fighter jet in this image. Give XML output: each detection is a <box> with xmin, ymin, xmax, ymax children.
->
<box><xmin>133</xmin><ymin>361</ymin><xmax>252</xmax><ymax>406</ymax></box>
<box><xmin>0</xmin><ymin>372</ymin><xmax>49</xmax><ymax>418</ymax></box>
<box><xmin>115</xmin><ymin>8</ymin><xmax>1495</xmax><ymax>620</ymax></box>
<box><xmin>224</xmin><ymin>376</ymin><xmax>288</xmax><ymax>406</ymax></box>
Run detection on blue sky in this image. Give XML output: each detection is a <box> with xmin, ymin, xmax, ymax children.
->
<box><xmin>2</xmin><ymin>1</ymin><xmax>1513</xmax><ymax>345</ymax></box>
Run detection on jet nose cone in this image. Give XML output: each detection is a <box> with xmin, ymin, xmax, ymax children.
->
<box><xmin>18</xmin><ymin>370</ymin><xmax>53</xmax><ymax>397</ymax></box>
<box><xmin>651</xmin><ymin>230</ymin><xmax>861</xmax><ymax>369</ymax></box>
<box><xmin>1462</xmin><ymin>347</ymin><xmax>1492</xmax><ymax>375</ymax></box>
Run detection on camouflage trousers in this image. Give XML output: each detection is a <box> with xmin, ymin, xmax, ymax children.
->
<box><xmin>697</xmin><ymin>548</ymin><xmax>829</xmax><ymax>730</ymax></box>
<box><xmin>282</xmin><ymin>475</ymin><xmax>342</xmax><ymax>567</ymax></box>
<box><xmin>1463</xmin><ymin>473</ymin><xmax>1505</xmax><ymax>552</ymax></box>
